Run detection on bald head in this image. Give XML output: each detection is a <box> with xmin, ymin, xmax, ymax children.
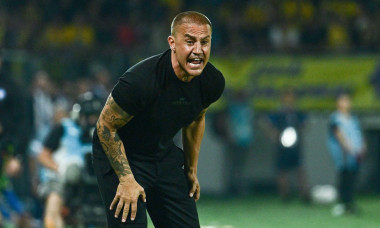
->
<box><xmin>171</xmin><ymin>11</ymin><xmax>212</xmax><ymax>36</ymax></box>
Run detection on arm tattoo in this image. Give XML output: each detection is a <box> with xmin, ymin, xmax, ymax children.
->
<box><xmin>102</xmin><ymin>126</ymin><xmax>111</xmax><ymax>141</ymax></box>
<box><xmin>97</xmin><ymin>95</ymin><xmax>134</xmax><ymax>178</ymax></box>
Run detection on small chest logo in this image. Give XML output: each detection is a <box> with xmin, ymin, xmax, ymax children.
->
<box><xmin>172</xmin><ymin>97</ymin><xmax>192</xmax><ymax>105</ymax></box>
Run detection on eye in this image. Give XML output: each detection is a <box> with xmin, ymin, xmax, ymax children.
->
<box><xmin>201</xmin><ymin>40</ymin><xmax>209</xmax><ymax>45</ymax></box>
<box><xmin>186</xmin><ymin>40</ymin><xmax>194</xmax><ymax>45</ymax></box>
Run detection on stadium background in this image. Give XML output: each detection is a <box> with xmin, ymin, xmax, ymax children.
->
<box><xmin>1</xmin><ymin>0</ymin><xmax>380</xmax><ymax>227</ymax></box>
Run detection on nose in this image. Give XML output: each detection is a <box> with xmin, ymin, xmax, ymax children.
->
<box><xmin>193</xmin><ymin>42</ymin><xmax>202</xmax><ymax>54</ymax></box>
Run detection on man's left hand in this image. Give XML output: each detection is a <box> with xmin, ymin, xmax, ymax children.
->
<box><xmin>187</xmin><ymin>172</ymin><xmax>200</xmax><ymax>201</ymax></box>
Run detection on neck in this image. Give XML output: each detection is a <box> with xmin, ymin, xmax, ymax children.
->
<box><xmin>171</xmin><ymin>51</ymin><xmax>194</xmax><ymax>82</ymax></box>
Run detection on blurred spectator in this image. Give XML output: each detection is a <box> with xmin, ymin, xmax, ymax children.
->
<box><xmin>37</xmin><ymin>105</ymin><xmax>83</xmax><ymax>228</ymax></box>
<box><xmin>37</xmin><ymin>92</ymin><xmax>102</xmax><ymax>227</ymax></box>
<box><xmin>90</xmin><ymin>64</ymin><xmax>112</xmax><ymax>102</ymax></box>
<box><xmin>26</xmin><ymin>71</ymin><xmax>57</xmax><ymax>223</ymax></box>
<box><xmin>327</xmin><ymin>20</ymin><xmax>350</xmax><ymax>50</ymax></box>
<box><xmin>226</xmin><ymin>90</ymin><xmax>255</xmax><ymax>195</ymax></box>
<box><xmin>28</xmin><ymin>71</ymin><xmax>55</xmax><ymax>156</ymax></box>
<box><xmin>328</xmin><ymin>93</ymin><xmax>366</xmax><ymax>216</ymax></box>
<box><xmin>1</xmin><ymin>52</ymin><xmax>33</xmax><ymax>198</ymax></box>
<box><xmin>213</xmin><ymin>89</ymin><xmax>254</xmax><ymax>195</ymax></box>
<box><xmin>0</xmin><ymin>153</ymin><xmax>33</xmax><ymax>228</ymax></box>
<box><xmin>0</xmin><ymin>62</ymin><xmax>24</xmax><ymax>146</ymax></box>
<box><xmin>266</xmin><ymin>89</ymin><xmax>309</xmax><ymax>202</ymax></box>
<box><xmin>0</xmin><ymin>58</ymin><xmax>33</xmax><ymax>226</ymax></box>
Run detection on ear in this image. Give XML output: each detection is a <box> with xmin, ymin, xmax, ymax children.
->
<box><xmin>168</xmin><ymin>35</ymin><xmax>175</xmax><ymax>53</ymax></box>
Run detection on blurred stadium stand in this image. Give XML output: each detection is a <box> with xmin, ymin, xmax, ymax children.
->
<box><xmin>1</xmin><ymin>0</ymin><xmax>379</xmax><ymax>80</ymax></box>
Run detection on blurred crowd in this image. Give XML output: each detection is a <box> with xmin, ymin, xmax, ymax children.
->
<box><xmin>0</xmin><ymin>52</ymin><xmax>111</xmax><ymax>226</ymax></box>
<box><xmin>1</xmin><ymin>0</ymin><xmax>379</xmax><ymax>91</ymax></box>
<box><xmin>0</xmin><ymin>0</ymin><xmax>379</xmax><ymax>56</ymax></box>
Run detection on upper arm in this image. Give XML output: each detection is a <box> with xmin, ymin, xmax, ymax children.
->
<box><xmin>112</xmin><ymin>71</ymin><xmax>153</xmax><ymax>116</ymax></box>
<box><xmin>183</xmin><ymin>108</ymin><xmax>207</xmax><ymax>132</ymax></box>
<box><xmin>203</xmin><ymin>68</ymin><xmax>225</xmax><ymax>108</ymax></box>
<box><xmin>97</xmin><ymin>94</ymin><xmax>134</xmax><ymax>131</ymax></box>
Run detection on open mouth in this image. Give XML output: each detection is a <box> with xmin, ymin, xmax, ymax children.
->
<box><xmin>187</xmin><ymin>57</ymin><xmax>203</xmax><ymax>68</ymax></box>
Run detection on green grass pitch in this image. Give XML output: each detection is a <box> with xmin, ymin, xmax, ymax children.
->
<box><xmin>147</xmin><ymin>194</ymin><xmax>380</xmax><ymax>228</ymax></box>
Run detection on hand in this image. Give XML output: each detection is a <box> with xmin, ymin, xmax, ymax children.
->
<box><xmin>110</xmin><ymin>176</ymin><xmax>146</xmax><ymax>222</ymax></box>
<box><xmin>187</xmin><ymin>172</ymin><xmax>200</xmax><ymax>201</ymax></box>
<box><xmin>356</xmin><ymin>147</ymin><xmax>367</xmax><ymax>163</ymax></box>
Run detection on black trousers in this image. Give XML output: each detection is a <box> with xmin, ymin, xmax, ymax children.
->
<box><xmin>338</xmin><ymin>169</ymin><xmax>358</xmax><ymax>206</ymax></box>
<box><xmin>92</xmin><ymin>147</ymin><xmax>200</xmax><ymax>228</ymax></box>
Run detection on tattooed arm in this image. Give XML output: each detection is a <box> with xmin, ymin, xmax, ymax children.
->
<box><xmin>96</xmin><ymin>94</ymin><xmax>146</xmax><ymax>223</ymax></box>
<box><xmin>182</xmin><ymin>108</ymin><xmax>207</xmax><ymax>202</ymax></box>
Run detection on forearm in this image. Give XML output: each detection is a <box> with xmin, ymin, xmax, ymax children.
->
<box><xmin>96</xmin><ymin>121</ymin><xmax>133</xmax><ymax>181</ymax></box>
<box><xmin>96</xmin><ymin>94</ymin><xmax>135</xmax><ymax>181</ymax></box>
<box><xmin>182</xmin><ymin>116</ymin><xmax>205</xmax><ymax>174</ymax></box>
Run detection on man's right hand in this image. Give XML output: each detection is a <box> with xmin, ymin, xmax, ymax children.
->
<box><xmin>110</xmin><ymin>176</ymin><xmax>146</xmax><ymax>223</ymax></box>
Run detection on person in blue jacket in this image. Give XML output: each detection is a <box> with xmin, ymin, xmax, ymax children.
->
<box><xmin>328</xmin><ymin>93</ymin><xmax>366</xmax><ymax>215</ymax></box>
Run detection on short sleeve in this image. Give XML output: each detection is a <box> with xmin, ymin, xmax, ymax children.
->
<box><xmin>43</xmin><ymin>125</ymin><xmax>64</xmax><ymax>151</ymax></box>
<box><xmin>111</xmin><ymin>72</ymin><xmax>152</xmax><ymax>116</ymax></box>
<box><xmin>203</xmin><ymin>70</ymin><xmax>225</xmax><ymax>108</ymax></box>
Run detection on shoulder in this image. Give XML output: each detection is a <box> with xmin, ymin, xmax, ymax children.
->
<box><xmin>201</xmin><ymin>62</ymin><xmax>225</xmax><ymax>93</ymax></box>
<box><xmin>199</xmin><ymin>62</ymin><xmax>225</xmax><ymax>107</ymax></box>
<box><xmin>43</xmin><ymin>124</ymin><xmax>64</xmax><ymax>149</ymax></box>
<box><xmin>111</xmin><ymin>51</ymin><xmax>170</xmax><ymax>114</ymax></box>
<box><xmin>126</xmin><ymin>50</ymin><xmax>170</xmax><ymax>77</ymax></box>
<box><xmin>202</xmin><ymin>62</ymin><xmax>225</xmax><ymax>84</ymax></box>
<box><xmin>118</xmin><ymin>50</ymin><xmax>170</xmax><ymax>88</ymax></box>
<box><xmin>50</xmin><ymin>124</ymin><xmax>64</xmax><ymax>136</ymax></box>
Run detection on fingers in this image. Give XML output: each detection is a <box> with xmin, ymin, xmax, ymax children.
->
<box><xmin>130</xmin><ymin>200</ymin><xmax>137</xmax><ymax>221</ymax></box>
<box><xmin>140</xmin><ymin>189</ymin><xmax>147</xmax><ymax>203</ymax></box>
<box><xmin>189</xmin><ymin>182</ymin><xmax>200</xmax><ymax>201</ymax></box>
<box><xmin>121</xmin><ymin>202</ymin><xmax>131</xmax><ymax>222</ymax></box>
<box><xmin>194</xmin><ymin>185</ymin><xmax>200</xmax><ymax>201</ymax></box>
<box><xmin>110</xmin><ymin>194</ymin><xmax>119</xmax><ymax>210</ymax></box>
<box><xmin>115</xmin><ymin>199</ymin><xmax>126</xmax><ymax>219</ymax></box>
<box><xmin>189</xmin><ymin>184</ymin><xmax>196</xmax><ymax>198</ymax></box>
<box><xmin>111</xmin><ymin>188</ymin><xmax>146</xmax><ymax>223</ymax></box>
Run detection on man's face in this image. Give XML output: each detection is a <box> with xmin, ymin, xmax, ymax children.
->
<box><xmin>168</xmin><ymin>23</ymin><xmax>211</xmax><ymax>78</ymax></box>
<box><xmin>337</xmin><ymin>95</ymin><xmax>351</xmax><ymax>111</ymax></box>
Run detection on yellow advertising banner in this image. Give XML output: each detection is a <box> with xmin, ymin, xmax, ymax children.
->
<box><xmin>212</xmin><ymin>55</ymin><xmax>380</xmax><ymax>111</ymax></box>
